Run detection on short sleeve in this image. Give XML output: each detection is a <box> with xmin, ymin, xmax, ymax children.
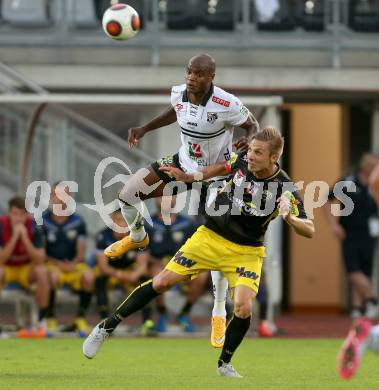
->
<box><xmin>228</xmin><ymin>96</ymin><xmax>250</xmax><ymax>127</ymax></box>
<box><xmin>170</xmin><ymin>85</ymin><xmax>182</xmax><ymax>108</ymax></box>
<box><xmin>78</xmin><ymin>219</ymin><xmax>87</xmax><ymax>239</ymax></box>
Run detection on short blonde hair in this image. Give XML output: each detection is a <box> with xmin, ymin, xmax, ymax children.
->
<box><xmin>252</xmin><ymin>126</ymin><xmax>284</xmax><ymax>157</ymax></box>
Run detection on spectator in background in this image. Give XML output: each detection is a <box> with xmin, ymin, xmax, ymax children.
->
<box><xmin>338</xmin><ymin>158</ymin><xmax>379</xmax><ymax>379</ymax></box>
<box><xmin>95</xmin><ymin>209</ymin><xmax>155</xmax><ymax>336</ymax></box>
<box><xmin>256</xmin><ymin>274</ymin><xmax>274</xmax><ymax>337</ymax></box>
<box><xmin>141</xmin><ymin>196</ymin><xmax>209</xmax><ymax>333</ymax></box>
<box><xmin>323</xmin><ymin>153</ymin><xmax>379</xmax><ymax>318</ymax></box>
<box><xmin>0</xmin><ymin>196</ymin><xmax>49</xmax><ymax>335</ymax></box>
<box><xmin>42</xmin><ymin>183</ymin><xmax>95</xmax><ymax>337</ymax></box>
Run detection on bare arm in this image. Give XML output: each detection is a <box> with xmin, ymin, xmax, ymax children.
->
<box><xmin>72</xmin><ymin>238</ymin><xmax>86</xmax><ymax>264</ymax></box>
<box><xmin>284</xmin><ymin>215</ymin><xmax>315</xmax><ymax>238</ymax></box>
<box><xmin>96</xmin><ymin>251</ymin><xmax>118</xmax><ymax>277</ymax></box>
<box><xmin>0</xmin><ymin>231</ymin><xmax>20</xmax><ymax>265</ymax></box>
<box><xmin>98</xmin><ymin>251</ymin><xmax>149</xmax><ymax>284</ymax></box>
<box><xmin>233</xmin><ymin>112</ymin><xmax>259</xmax><ymax>152</ymax></box>
<box><xmin>322</xmin><ymin>199</ymin><xmax>346</xmax><ymax>240</ymax></box>
<box><xmin>240</xmin><ymin>112</ymin><xmax>259</xmax><ymax>138</ymax></box>
<box><xmin>128</xmin><ymin>106</ymin><xmax>177</xmax><ymax>148</ymax></box>
<box><xmin>19</xmin><ymin>227</ymin><xmax>45</xmax><ymax>264</ymax></box>
<box><xmin>142</xmin><ymin>106</ymin><xmax>177</xmax><ymax>133</ymax></box>
<box><xmin>279</xmin><ymin>194</ymin><xmax>315</xmax><ymax>238</ymax></box>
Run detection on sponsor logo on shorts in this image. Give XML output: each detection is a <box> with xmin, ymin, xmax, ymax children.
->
<box><xmin>236</xmin><ymin>267</ymin><xmax>260</xmax><ymax>280</ymax></box>
<box><xmin>173</xmin><ymin>251</ymin><xmax>197</xmax><ymax>268</ymax></box>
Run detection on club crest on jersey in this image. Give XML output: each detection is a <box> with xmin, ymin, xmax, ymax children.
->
<box><xmin>212</xmin><ymin>96</ymin><xmax>230</xmax><ymax>107</ymax></box>
<box><xmin>188</xmin><ymin>142</ymin><xmax>203</xmax><ymax>159</ymax></box>
<box><xmin>207</xmin><ymin>112</ymin><xmax>218</xmax><ymax>124</ymax></box>
<box><xmin>175</xmin><ymin>103</ymin><xmax>184</xmax><ymax>111</ymax></box>
<box><xmin>233</xmin><ymin>169</ymin><xmax>246</xmax><ymax>186</ymax></box>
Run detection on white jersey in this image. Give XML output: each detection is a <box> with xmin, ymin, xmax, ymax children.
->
<box><xmin>171</xmin><ymin>84</ymin><xmax>249</xmax><ymax>178</ymax></box>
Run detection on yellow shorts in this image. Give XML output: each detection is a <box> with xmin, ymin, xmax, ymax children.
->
<box><xmin>49</xmin><ymin>263</ymin><xmax>89</xmax><ymax>291</ymax></box>
<box><xmin>165</xmin><ymin>226</ymin><xmax>265</xmax><ymax>293</ymax></box>
<box><xmin>4</xmin><ymin>264</ymin><xmax>32</xmax><ymax>289</ymax></box>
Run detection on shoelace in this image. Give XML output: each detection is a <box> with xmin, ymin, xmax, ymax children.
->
<box><xmin>93</xmin><ymin>329</ymin><xmax>109</xmax><ymax>342</ymax></box>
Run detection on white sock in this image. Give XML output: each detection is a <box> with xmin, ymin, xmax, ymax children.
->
<box><xmin>211</xmin><ymin>271</ymin><xmax>228</xmax><ymax>318</ymax></box>
<box><xmin>119</xmin><ymin>200</ymin><xmax>146</xmax><ymax>242</ymax></box>
<box><xmin>369</xmin><ymin>325</ymin><xmax>379</xmax><ymax>352</ymax></box>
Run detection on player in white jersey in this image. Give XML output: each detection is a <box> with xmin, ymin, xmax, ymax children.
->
<box><xmin>103</xmin><ymin>53</ymin><xmax>258</xmax><ymax>346</ymax></box>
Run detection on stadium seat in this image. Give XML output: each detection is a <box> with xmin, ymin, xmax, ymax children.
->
<box><xmin>301</xmin><ymin>0</ymin><xmax>325</xmax><ymax>32</ymax></box>
<box><xmin>205</xmin><ymin>0</ymin><xmax>235</xmax><ymax>31</ymax></box>
<box><xmin>255</xmin><ymin>0</ymin><xmax>297</xmax><ymax>31</ymax></box>
<box><xmin>166</xmin><ymin>0</ymin><xmax>200</xmax><ymax>30</ymax></box>
<box><xmin>349</xmin><ymin>0</ymin><xmax>379</xmax><ymax>32</ymax></box>
<box><xmin>69</xmin><ymin>0</ymin><xmax>98</xmax><ymax>28</ymax></box>
<box><xmin>1</xmin><ymin>284</ymin><xmax>38</xmax><ymax>328</ymax></box>
<box><xmin>1</xmin><ymin>0</ymin><xmax>53</xmax><ymax>27</ymax></box>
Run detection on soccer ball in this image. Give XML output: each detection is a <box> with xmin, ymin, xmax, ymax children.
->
<box><xmin>102</xmin><ymin>3</ymin><xmax>140</xmax><ymax>41</ymax></box>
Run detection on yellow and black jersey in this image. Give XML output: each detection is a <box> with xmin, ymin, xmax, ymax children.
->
<box><xmin>204</xmin><ymin>152</ymin><xmax>308</xmax><ymax>246</ymax></box>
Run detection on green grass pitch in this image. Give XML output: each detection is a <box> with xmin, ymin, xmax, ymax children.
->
<box><xmin>1</xmin><ymin>338</ymin><xmax>379</xmax><ymax>389</ymax></box>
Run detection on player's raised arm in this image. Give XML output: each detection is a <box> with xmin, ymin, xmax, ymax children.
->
<box><xmin>159</xmin><ymin>161</ymin><xmax>229</xmax><ymax>183</ymax></box>
<box><xmin>127</xmin><ymin>105</ymin><xmax>177</xmax><ymax>148</ymax></box>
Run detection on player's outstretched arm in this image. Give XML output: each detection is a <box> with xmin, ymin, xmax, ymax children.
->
<box><xmin>279</xmin><ymin>194</ymin><xmax>315</xmax><ymax>238</ymax></box>
<box><xmin>128</xmin><ymin>106</ymin><xmax>177</xmax><ymax>148</ymax></box>
<box><xmin>233</xmin><ymin>112</ymin><xmax>259</xmax><ymax>152</ymax></box>
<box><xmin>159</xmin><ymin>162</ymin><xmax>229</xmax><ymax>183</ymax></box>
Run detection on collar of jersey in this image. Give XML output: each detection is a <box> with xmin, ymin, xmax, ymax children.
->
<box><xmin>45</xmin><ymin>209</ymin><xmax>74</xmax><ymax>225</ymax></box>
<box><xmin>182</xmin><ymin>84</ymin><xmax>214</xmax><ymax>106</ymax></box>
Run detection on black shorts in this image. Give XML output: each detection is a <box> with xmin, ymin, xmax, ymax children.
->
<box><xmin>342</xmin><ymin>238</ymin><xmax>376</xmax><ymax>277</ymax></box>
<box><xmin>150</xmin><ymin>153</ymin><xmax>221</xmax><ymax>215</ymax></box>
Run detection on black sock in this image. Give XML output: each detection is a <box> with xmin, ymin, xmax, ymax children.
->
<box><xmin>46</xmin><ymin>290</ymin><xmax>56</xmax><ymax>318</ymax></box>
<box><xmin>259</xmin><ymin>301</ymin><xmax>268</xmax><ymax>321</ymax></box>
<box><xmin>38</xmin><ymin>307</ymin><xmax>48</xmax><ymax>322</ymax></box>
<box><xmin>179</xmin><ymin>301</ymin><xmax>193</xmax><ymax>316</ymax></box>
<box><xmin>77</xmin><ymin>291</ymin><xmax>92</xmax><ymax>318</ymax></box>
<box><xmin>219</xmin><ymin>315</ymin><xmax>251</xmax><ymax>365</ymax></box>
<box><xmin>101</xmin><ymin>280</ymin><xmax>159</xmax><ymax>333</ymax></box>
<box><xmin>95</xmin><ymin>276</ymin><xmax>109</xmax><ymax>318</ymax></box>
<box><xmin>142</xmin><ymin>304</ymin><xmax>153</xmax><ymax>323</ymax></box>
<box><xmin>257</xmin><ymin>283</ymin><xmax>268</xmax><ymax>320</ymax></box>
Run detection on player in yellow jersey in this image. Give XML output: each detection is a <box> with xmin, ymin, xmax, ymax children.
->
<box><xmin>84</xmin><ymin>127</ymin><xmax>314</xmax><ymax>378</ymax></box>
